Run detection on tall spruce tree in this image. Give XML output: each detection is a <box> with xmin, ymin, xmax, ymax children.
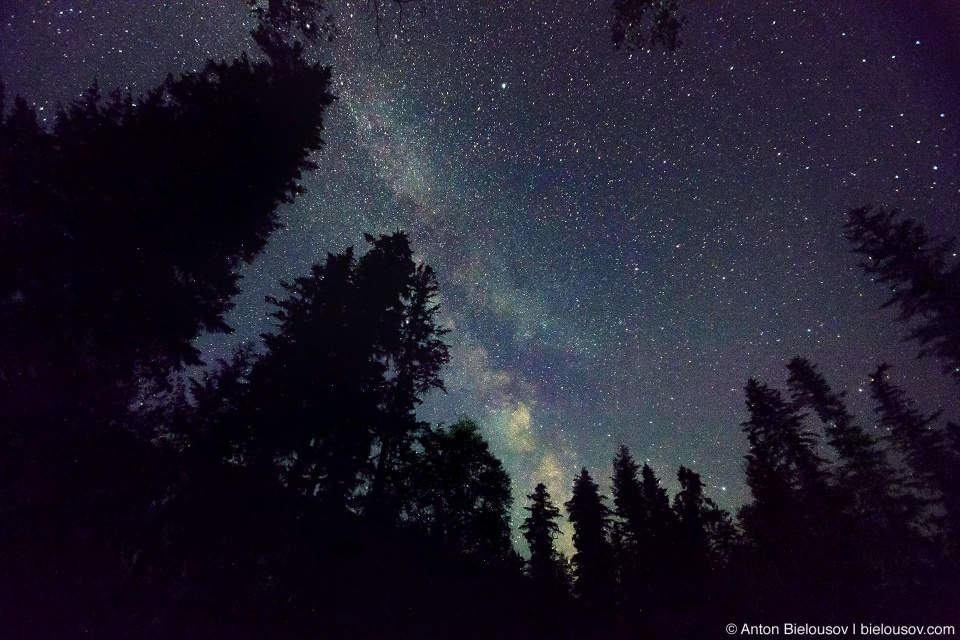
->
<box><xmin>240</xmin><ymin>232</ymin><xmax>448</xmax><ymax>509</ymax></box>
<box><xmin>251</xmin><ymin>248</ymin><xmax>379</xmax><ymax>502</ymax></box>
<box><xmin>669</xmin><ymin>466</ymin><xmax>734</xmax><ymax>638</ymax></box>
<box><xmin>610</xmin><ymin>446</ymin><xmax>645</xmax><ymax>574</ymax></box>
<box><xmin>870</xmin><ymin>364</ymin><xmax>944</xmax><ymax>491</ymax></box>
<box><xmin>521</xmin><ymin>483</ymin><xmax>567</xmax><ymax>591</ymax></box>
<box><xmin>609</xmin><ymin>446</ymin><xmax>645</xmax><ymax>632</ymax></box>
<box><xmin>356</xmin><ymin>233</ymin><xmax>450</xmax><ymax>517</ymax></box>
<box><xmin>609</xmin><ymin>450</ymin><xmax>678</xmax><ymax>636</ymax></box>
<box><xmin>0</xmin><ymin>6</ymin><xmax>335</xmax><ymax>635</ymax></box>
<box><xmin>786</xmin><ymin>357</ymin><xmax>882</xmax><ymax>479</ymax></box>
<box><xmin>566</xmin><ymin>467</ymin><xmax>614</xmax><ymax>613</ymax></box>
<box><xmin>739</xmin><ymin>378</ymin><xmax>828</xmax><ymax>572</ymax></box>
<box><xmin>640</xmin><ymin>463</ymin><xmax>677</xmax><ymax>572</ymax></box>
<box><xmin>787</xmin><ymin>357</ymin><xmax>914</xmax><ymax>581</ymax></box>
<box><xmin>520</xmin><ymin>482</ymin><xmax>570</xmax><ymax>638</ymax></box>
<box><xmin>673</xmin><ymin>466</ymin><xmax>709</xmax><ymax>576</ymax></box>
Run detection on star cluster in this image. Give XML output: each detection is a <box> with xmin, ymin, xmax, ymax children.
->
<box><xmin>4</xmin><ymin>0</ymin><xmax>959</xmax><ymax>551</ymax></box>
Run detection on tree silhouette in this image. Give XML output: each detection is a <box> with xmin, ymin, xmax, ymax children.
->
<box><xmin>0</xmin><ymin>9</ymin><xmax>336</xmax><ymax>634</ymax></box>
<box><xmin>845</xmin><ymin>205</ymin><xmax>960</xmax><ymax>381</ymax></box>
<box><xmin>355</xmin><ymin>232</ymin><xmax>450</xmax><ymax>519</ymax></box>
<box><xmin>786</xmin><ymin>357</ymin><xmax>915</xmax><ymax>586</ymax></box>
<box><xmin>673</xmin><ymin>466</ymin><xmax>709</xmax><ymax>576</ymax></box>
<box><xmin>609</xmin><ymin>444</ymin><xmax>646</xmax><ymax>617</ymax></box>
<box><xmin>610</xmin><ymin>445</ymin><xmax>644</xmax><ymax>561</ymax></box>
<box><xmin>738</xmin><ymin>376</ymin><xmax>831</xmax><ymax>614</ymax></box>
<box><xmin>869</xmin><ymin>364</ymin><xmax>959</xmax><ymax>548</ymax></box>
<box><xmin>521</xmin><ymin>482</ymin><xmax>568</xmax><ymax>590</ymax></box>
<box><xmin>247</xmin><ymin>0</ymin><xmax>337</xmax><ymax>50</ymax></box>
<box><xmin>402</xmin><ymin>418</ymin><xmax>514</xmax><ymax>562</ymax></box>
<box><xmin>565</xmin><ymin>467</ymin><xmax>614</xmax><ymax>617</ymax></box>
<box><xmin>520</xmin><ymin>482</ymin><xmax>571</xmax><ymax>639</ymax></box>
<box><xmin>787</xmin><ymin>357</ymin><xmax>886</xmax><ymax>486</ymax></box>
<box><xmin>609</xmin><ymin>447</ymin><xmax>676</xmax><ymax>634</ymax></box>
<box><xmin>0</xmin><ymin>30</ymin><xmax>334</xmax><ymax>429</ymax></box>
<box><xmin>251</xmin><ymin>248</ymin><xmax>380</xmax><ymax>503</ymax></box>
<box><xmin>610</xmin><ymin>453</ymin><xmax>678</xmax><ymax>588</ymax></box>
<box><xmin>194</xmin><ymin>232</ymin><xmax>450</xmax><ymax>510</ymax></box>
<box><xmin>640</xmin><ymin>462</ymin><xmax>676</xmax><ymax>568</ymax></box>
<box><xmin>669</xmin><ymin>465</ymin><xmax>734</xmax><ymax>638</ymax></box>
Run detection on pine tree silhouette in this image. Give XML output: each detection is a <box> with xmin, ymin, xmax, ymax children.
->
<box><xmin>565</xmin><ymin>467</ymin><xmax>614</xmax><ymax>620</ymax></box>
<box><xmin>0</xmin><ymin>8</ymin><xmax>335</xmax><ymax>634</ymax></box>
<box><xmin>869</xmin><ymin>364</ymin><xmax>959</xmax><ymax>545</ymax></box>
<box><xmin>521</xmin><ymin>482</ymin><xmax>568</xmax><ymax>590</ymax></box>
<box><xmin>738</xmin><ymin>377</ymin><xmax>832</xmax><ymax>618</ymax></box>
<box><xmin>787</xmin><ymin>357</ymin><xmax>915</xmax><ymax>588</ymax></box>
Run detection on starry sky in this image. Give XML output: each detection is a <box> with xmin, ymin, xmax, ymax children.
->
<box><xmin>4</xmin><ymin>0</ymin><xmax>960</xmax><ymax>552</ymax></box>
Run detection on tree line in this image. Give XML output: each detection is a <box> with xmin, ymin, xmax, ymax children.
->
<box><xmin>517</xmin><ymin>329</ymin><xmax>960</xmax><ymax>638</ymax></box>
<box><xmin>2</xmin><ymin>0</ymin><xmax>959</xmax><ymax>637</ymax></box>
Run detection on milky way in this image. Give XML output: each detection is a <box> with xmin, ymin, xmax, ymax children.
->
<box><xmin>4</xmin><ymin>0</ymin><xmax>959</xmax><ymax>551</ymax></box>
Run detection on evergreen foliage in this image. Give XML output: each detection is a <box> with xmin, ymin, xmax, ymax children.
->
<box><xmin>610</xmin><ymin>445</ymin><xmax>645</xmax><ymax>568</ymax></box>
<box><xmin>239</xmin><ymin>232</ymin><xmax>449</xmax><ymax>509</ymax></box>
<box><xmin>565</xmin><ymin>467</ymin><xmax>614</xmax><ymax>614</ymax></box>
<box><xmin>521</xmin><ymin>482</ymin><xmax>568</xmax><ymax>590</ymax></box>
<box><xmin>787</xmin><ymin>357</ymin><xmax>915</xmax><ymax>583</ymax></box>
<box><xmin>845</xmin><ymin>205</ymin><xmax>960</xmax><ymax>380</ymax></box>
<box><xmin>0</xmin><ymin>35</ymin><xmax>333</xmax><ymax>430</ymax></box>
<box><xmin>869</xmin><ymin>364</ymin><xmax>960</xmax><ymax>546</ymax></box>
<box><xmin>737</xmin><ymin>376</ymin><xmax>834</xmax><ymax>618</ymax></box>
<box><xmin>740</xmin><ymin>378</ymin><xmax>825</xmax><ymax>541</ymax></box>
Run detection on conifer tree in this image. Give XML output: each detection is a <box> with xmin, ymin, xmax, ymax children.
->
<box><xmin>739</xmin><ymin>378</ymin><xmax>827</xmax><ymax>571</ymax></box>
<box><xmin>787</xmin><ymin>357</ymin><xmax>914</xmax><ymax>580</ymax></box>
<box><xmin>0</xmin><ymin>15</ymin><xmax>335</xmax><ymax>428</ymax></box>
<box><xmin>673</xmin><ymin>466</ymin><xmax>709</xmax><ymax>575</ymax></box>
<box><xmin>565</xmin><ymin>467</ymin><xmax>614</xmax><ymax>612</ymax></box>
<box><xmin>870</xmin><ymin>364</ymin><xmax>943</xmax><ymax>490</ymax></box>
<box><xmin>608</xmin><ymin>452</ymin><xmax>678</xmax><ymax>635</ymax></box>
<box><xmin>869</xmin><ymin>364</ymin><xmax>959</xmax><ymax>544</ymax></box>
<box><xmin>521</xmin><ymin>483</ymin><xmax>567</xmax><ymax>591</ymax></box>
<box><xmin>0</xmin><ymin>8</ymin><xmax>336</xmax><ymax>634</ymax></box>
<box><xmin>667</xmin><ymin>466</ymin><xmax>737</xmax><ymax>638</ymax></box>
<box><xmin>640</xmin><ymin>463</ymin><xmax>677</xmax><ymax>569</ymax></box>
<box><xmin>787</xmin><ymin>357</ymin><xmax>882</xmax><ymax>479</ymax></box>
<box><xmin>610</xmin><ymin>446</ymin><xmax>645</xmax><ymax>573</ymax></box>
<box><xmin>240</xmin><ymin>233</ymin><xmax>448</xmax><ymax>508</ymax></box>
<box><xmin>356</xmin><ymin>233</ymin><xmax>450</xmax><ymax>516</ymax></box>
<box><xmin>608</xmin><ymin>446</ymin><xmax>645</xmax><ymax>631</ymax></box>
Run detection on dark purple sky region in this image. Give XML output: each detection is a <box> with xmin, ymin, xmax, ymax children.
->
<box><xmin>4</xmin><ymin>0</ymin><xmax>959</xmax><ymax>550</ymax></box>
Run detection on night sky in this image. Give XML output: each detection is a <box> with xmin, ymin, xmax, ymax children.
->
<box><xmin>4</xmin><ymin>0</ymin><xmax>960</xmax><ymax>552</ymax></box>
